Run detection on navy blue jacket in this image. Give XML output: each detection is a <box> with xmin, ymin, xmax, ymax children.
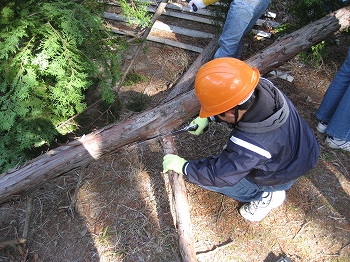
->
<box><xmin>184</xmin><ymin>78</ymin><xmax>320</xmax><ymax>187</ymax></box>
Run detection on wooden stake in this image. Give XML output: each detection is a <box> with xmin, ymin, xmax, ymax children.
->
<box><xmin>162</xmin><ymin>136</ymin><xmax>197</xmax><ymax>262</ymax></box>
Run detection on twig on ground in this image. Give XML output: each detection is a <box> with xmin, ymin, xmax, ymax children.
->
<box><xmin>335</xmin><ymin>226</ymin><xmax>350</xmax><ymax>232</ymax></box>
<box><xmin>23</xmin><ymin>191</ymin><xmax>34</xmax><ymax>240</ymax></box>
<box><xmin>196</xmin><ymin>238</ymin><xmax>235</xmax><ymax>257</ymax></box>
<box><xmin>0</xmin><ymin>238</ymin><xmax>26</xmax><ymax>249</ymax></box>
<box><xmin>293</xmin><ymin>220</ymin><xmax>311</xmax><ymax>240</ymax></box>
<box><xmin>338</xmin><ymin>241</ymin><xmax>350</xmax><ymax>254</ymax></box>
<box><xmin>69</xmin><ymin>170</ymin><xmax>85</xmax><ymax>216</ymax></box>
<box><xmin>56</xmin><ymin>99</ymin><xmax>102</xmax><ymax>129</ymax></box>
<box><xmin>216</xmin><ymin>195</ymin><xmax>225</xmax><ymax>223</ymax></box>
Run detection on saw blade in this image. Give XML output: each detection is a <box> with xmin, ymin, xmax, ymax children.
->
<box><xmin>136</xmin><ymin>123</ymin><xmax>198</xmax><ymax>145</ymax></box>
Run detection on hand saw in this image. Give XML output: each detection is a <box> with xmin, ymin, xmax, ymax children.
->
<box><xmin>137</xmin><ymin>123</ymin><xmax>198</xmax><ymax>145</ymax></box>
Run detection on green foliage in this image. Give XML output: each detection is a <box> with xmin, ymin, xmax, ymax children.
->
<box><xmin>298</xmin><ymin>38</ymin><xmax>349</xmax><ymax>69</ymax></box>
<box><xmin>273</xmin><ymin>23</ymin><xmax>297</xmax><ymax>36</ymax></box>
<box><xmin>298</xmin><ymin>41</ymin><xmax>328</xmax><ymax>67</ymax></box>
<box><xmin>287</xmin><ymin>0</ymin><xmax>348</xmax><ymax>67</ymax></box>
<box><xmin>123</xmin><ymin>71</ymin><xmax>149</xmax><ymax>86</ymax></box>
<box><xmin>118</xmin><ymin>0</ymin><xmax>152</xmax><ymax>28</ymax></box>
<box><xmin>310</xmin><ymin>41</ymin><xmax>328</xmax><ymax>64</ymax></box>
<box><xmin>0</xmin><ymin>0</ymin><xmax>129</xmax><ymax>173</ymax></box>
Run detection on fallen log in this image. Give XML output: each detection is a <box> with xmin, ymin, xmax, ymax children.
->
<box><xmin>0</xmin><ymin>6</ymin><xmax>349</xmax><ymax>204</ymax></box>
<box><xmin>0</xmin><ymin>90</ymin><xmax>199</xmax><ymax>204</ymax></box>
<box><xmin>246</xmin><ymin>6</ymin><xmax>350</xmax><ymax>74</ymax></box>
<box><xmin>161</xmin><ymin>35</ymin><xmax>219</xmax><ymax>262</ymax></box>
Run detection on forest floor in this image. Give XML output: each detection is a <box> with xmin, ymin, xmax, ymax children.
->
<box><xmin>1</xmin><ymin>2</ymin><xmax>350</xmax><ymax>262</ymax></box>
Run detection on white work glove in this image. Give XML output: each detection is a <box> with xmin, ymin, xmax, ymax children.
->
<box><xmin>188</xmin><ymin>117</ymin><xmax>209</xmax><ymax>135</ymax></box>
<box><xmin>188</xmin><ymin>0</ymin><xmax>206</xmax><ymax>12</ymax></box>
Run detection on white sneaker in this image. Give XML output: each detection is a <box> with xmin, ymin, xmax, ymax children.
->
<box><xmin>325</xmin><ymin>136</ymin><xmax>350</xmax><ymax>152</ymax></box>
<box><xmin>239</xmin><ymin>191</ymin><xmax>286</xmax><ymax>222</ymax></box>
<box><xmin>316</xmin><ymin>121</ymin><xmax>328</xmax><ymax>133</ymax></box>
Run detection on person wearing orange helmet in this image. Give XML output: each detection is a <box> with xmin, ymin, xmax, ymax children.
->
<box><xmin>163</xmin><ymin>58</ymin><xmax>320</xmax><ymax>222</ymax></box>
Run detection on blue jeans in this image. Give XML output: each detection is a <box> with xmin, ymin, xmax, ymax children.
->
<box><xmin>214</xmin><ymin>0</ymin><xmax>271</xmax><ymax>59</ymax></box>
<box><xmin>316</xmin><ymin>47</ymin><xmax>350</xmax><ymax>141</ymax></box>
<box><xmin>201</xmin><ymin>178</ymin><xmax>296</xmax><ymax>202</ymax></box>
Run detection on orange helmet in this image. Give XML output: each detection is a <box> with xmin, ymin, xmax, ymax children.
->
<box><xmin>195</xmin><ymin>58</ymin><xmax>260</xmax><ymax>118</ymax></box>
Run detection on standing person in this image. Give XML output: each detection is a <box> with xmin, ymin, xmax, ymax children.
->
<box><xmin>163</xmin><ymin>58</ymin><xmax>320</xmax><ymax>222</ymax></box>
<box><xmin>316</xmin><ymin>47</ymin><xmax>350</xmax><ymax>152</ymax></box>
<box><xmin>187</xmin><ymin>0</ymin><xmax>271</xmax><ymax>58</ymax></box>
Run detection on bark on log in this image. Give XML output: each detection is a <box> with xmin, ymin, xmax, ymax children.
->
<box><xmin>163</xmin><ymin>136</ymin><xmax>197</xmax><ymax>262</ymax></box>
<box><xmin>246</xmin><ymin>6</ymin><xmax>350</xmax><ymax>74</ymax></box>
<box><xmin>0</xmin><ymin>90</ymin><xmax>199</xmax><ymax>204</ymax></box>
<box><xmin>0</xmin><ymin>6</ymin><xmax>349</xmax><ymax>204</ymax></box>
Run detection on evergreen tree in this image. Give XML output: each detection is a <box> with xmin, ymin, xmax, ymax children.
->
<box><xmin>0</xmin><ymin>0</ymin><xmax>149</xmax><ymax>172</ymax></box>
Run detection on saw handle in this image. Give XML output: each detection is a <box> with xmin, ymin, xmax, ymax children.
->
<box><xmin>186</xmin><ymin>0</ymin><xmax>198</xmax><ymax>12</ymax></box>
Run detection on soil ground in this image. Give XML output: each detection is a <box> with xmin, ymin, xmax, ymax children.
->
<box><xmin>1</xmin><ymin>2</ymin><xmax>350</xmax><ymax>262</ymax></box>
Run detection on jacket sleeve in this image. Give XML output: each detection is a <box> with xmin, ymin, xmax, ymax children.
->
<box><xmin>183</xmin><ymin>138</ymin><xmax>265</xmax><ymax>187</ymax></box>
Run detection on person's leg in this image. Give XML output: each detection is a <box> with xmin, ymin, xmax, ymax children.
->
<box><xmin>202</xmin><ymin>178</ymin><xmax>296</xmax><ymax>221</ymax></box>
<box><xmin>201</xmin><ymin>177</ymin><xmax>295</xmax><ymax>202</ymax></box>
<box><xmin>201</xmin><ymin>177</ymin><xmax>263</xmax><ymax>202</ymax></box>
<box><xmin>326</xmin><ymin>84</ymin><xmax>350</xmax><ymax>141</ymax></box>
<box><xmin>214</xmin><ymin>0</ymin><xmax>270</xmax><ymax>59</ymax></box>
<box><xmin>316</xmin><ymin>47</ymin><xmax>350</xmax><ymax>125</ymax></box>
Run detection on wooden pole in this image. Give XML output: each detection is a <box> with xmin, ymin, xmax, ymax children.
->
<box><xmin>114</xmin><ymin>0</ymin><xmax>169</xmax><ymax>93</ymax></box>
<box><xmin>163</xmin><ymin>136</ymin><xmax>197</xmax><ymax>262</ymax></box>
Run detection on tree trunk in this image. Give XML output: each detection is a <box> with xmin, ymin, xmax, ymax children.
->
<box><xmin>1</xmin><ymin>6</ymin><xmax>349</xmax><ymax>204</ymax></box>
<box><xmin>0</xmin><ymin>90</ymin><xmax>199</xmax><ymax>204</ymax></box>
